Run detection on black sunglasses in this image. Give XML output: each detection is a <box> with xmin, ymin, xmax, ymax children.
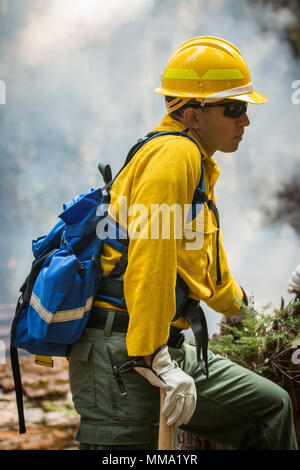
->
<box><xmin>188</xmin><ymin>100</ymin><xmax>248</xmax><ymax>118</ymax></box>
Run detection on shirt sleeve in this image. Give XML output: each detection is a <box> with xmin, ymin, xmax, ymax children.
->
<box><xmin>124</xmin><ymin>137</ymin><xmax>201</xmax><ymax>356</ymax></box>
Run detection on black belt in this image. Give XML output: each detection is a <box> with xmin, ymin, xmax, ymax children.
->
<box><xmin>87</xmin><ymin>306</ymin><xmax>185</xmax><ymax>349</ymax></box>
<box><xmin>88</xmin><ymin>304</ymin><xmax>209</xmax><ymax>377</ymax></box>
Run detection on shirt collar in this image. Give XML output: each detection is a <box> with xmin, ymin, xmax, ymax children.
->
<box><xmin>153</xmin><ymin>113</ymin><xmax>209</xmax><ymax>158</ymax></box>
<box><xmin>153</xmin><ymin>114</ymin><xmax>221</xmax><ymax>187</ymax></box>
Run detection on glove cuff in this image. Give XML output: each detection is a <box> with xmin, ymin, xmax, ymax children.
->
<box><xmin>132</xmin><ymin>344</ymin><xmax>167</xmax><ymax>368</ymax></box>
<box><xmin>133</xmin><ymin>345</ymin><xmax>169</xmax><ymax>389</ymax></box>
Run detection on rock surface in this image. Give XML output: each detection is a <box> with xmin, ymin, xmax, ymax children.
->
<box><xmin>0</xmin><ymin>355</ymin><xmax>80</xmax><ymax>450</ymax></box>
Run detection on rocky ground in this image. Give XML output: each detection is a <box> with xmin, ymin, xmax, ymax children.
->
<box><xmin>0</xmin><ymin>355</ymin><xmax>80</xmax><ymax>450</ymax></box>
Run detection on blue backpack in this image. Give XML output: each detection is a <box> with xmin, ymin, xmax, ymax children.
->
<box><xmin>10</xmin><ymin>130</ymin><xmax>220</xmax><ymax>434</ymax></box>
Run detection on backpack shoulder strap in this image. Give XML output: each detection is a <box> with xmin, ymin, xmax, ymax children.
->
<box><xmin>142</xmin><ymin>129</ymin><xmax>206</xmax><ymax>191</ymax></box>
<box><xmin>103</xmin><ymin>128</ymin><xmax>205</xmax><ymax>194</ymax></box>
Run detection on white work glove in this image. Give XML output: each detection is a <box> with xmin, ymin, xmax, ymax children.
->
<box><xmin>134</xmin><ymin>345</ymin><xmax>197</xmax><ymax>427</ymax></box>
<box><xmin>287</xmin><ymin>264</ymin><xmax>300</xmax><ymax>294</ymax></box>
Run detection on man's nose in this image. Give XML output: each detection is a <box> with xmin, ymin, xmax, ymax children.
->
<box><xmin>238</xmin><ymin>112</ymin><xmax>250</xmax><ymax>127</ymax></box>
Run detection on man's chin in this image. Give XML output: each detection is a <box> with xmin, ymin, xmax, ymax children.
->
<box><xmin>220</xmin><ymin>143</ymin><xmax>240</xmax><ymax>153</ymax></box>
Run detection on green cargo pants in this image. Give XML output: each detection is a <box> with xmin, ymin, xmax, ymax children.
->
<box><xmin>68</xmin><ymin>310</ymin><xmax>298</xmax><ymax>450</ymax></box>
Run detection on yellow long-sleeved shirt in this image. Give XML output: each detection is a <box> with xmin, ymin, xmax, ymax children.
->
<box><xmin>95</xmin><ymin>114</ymin><xmax>243</xmax><ymax>356</ymax></box>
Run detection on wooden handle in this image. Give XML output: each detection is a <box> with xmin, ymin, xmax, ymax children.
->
<box><xmin>158</xmin><ymin>388</ymin><xmax>175</xmax><ymax>450</ymax></box>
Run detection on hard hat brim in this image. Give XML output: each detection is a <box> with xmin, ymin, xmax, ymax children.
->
<box><xmin>230</xmin><ymin>90</ymin><xmax>268</xmax><ymax>104</ymax></box>
<box><xmin>154</xmin><ymin>86</ymin><xmax>268</xmax><ymax>104</ymax></box>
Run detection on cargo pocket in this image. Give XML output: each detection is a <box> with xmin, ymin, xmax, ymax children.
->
<box><xmin>68</xmin><ymin>338</ymin><xmax>96</xmax><ymax>410</ymax></box>
<box><xmin>104</xmin><ymin>339</ymin><xmax>160</xmax><ymax>423</ymax></box>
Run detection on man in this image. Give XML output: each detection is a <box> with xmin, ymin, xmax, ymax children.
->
<box><xmin>68</xmin><ymin>36</ymin><xmax>298</xmax><ymax>450</ymax></box>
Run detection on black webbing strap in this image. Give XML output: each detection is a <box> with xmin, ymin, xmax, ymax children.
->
<box><xmin>10</xmin><ymin>344</ymin><xmax>26</xmax><ymax>434</ymax></box>
<box><xmin>182</xmin><ymin>299</ymin><xmax>209</xmax><ymax>378</ymax></box>
<box><xmin>194</xmin><ymin>187</ymin><xmax>222</xmax><ymax>286</ymax></box>
<box><xmin>97</xmin><ymin>277</ymin><xmax>125</xmax><ymax>304</ymax></box>
<box><xmin>173</xmin><ymin>274</ymin><xmax>190</xmax><ymax>320</ymax></box>
<box><xmin>21</xmin><ymin>250</ymin><xmax>56</xmax><ymax>304</ymax></box>
<box><xmin>9</xmin><ymin>252</ymin><xmax>56</xmax><ymax>435</ymax></box>
<box><xmin>109</xmin><ymin>251</ymin><xmax>128</xmax><ymax>278</ymax></box>
<box><xmin>105</xmin><ymin>129</ymin><xmax>203</xmax><ymax>193</ymax></box>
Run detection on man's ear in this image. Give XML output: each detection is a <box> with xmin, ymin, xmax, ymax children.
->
<box><xmin>182</xmin><ymin>107</ymin><xmax>202</xmax><ymax>130</ymax></box>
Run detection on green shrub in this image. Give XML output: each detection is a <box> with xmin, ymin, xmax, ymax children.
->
<box><xmin>209</xmin><ymin>297</ymin><xmax>300</xmax><ymax>385</ymax></box>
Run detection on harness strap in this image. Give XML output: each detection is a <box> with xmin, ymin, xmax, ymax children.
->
<box><xmin>96</xmin><ymin>277</ymin><xmax>126</xmax><ymax>309</ymax></box>
<box><xmin>193</xmin><ymin>188</ymin><xmax>222</xmax><ymax>285</ymax></box>
<box><xmin>182</xmin><ymin>299</ymin><xmax>209</xmax><ymax>377</ymax></box>
<box><xmin>109</xmin><ymin>251</ymin><xmax>128</xmax><ymax>278</ymax></box>
<box><xmin>104</xmin><ymin>129</ymin><xmax>204</xmax><ymax>193</ymax></box>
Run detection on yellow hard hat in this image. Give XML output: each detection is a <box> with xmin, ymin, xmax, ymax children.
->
<box><xmin>155</xmin><ymin>36</ymin><xmax>268</xmax><ymax>113</ymax></box>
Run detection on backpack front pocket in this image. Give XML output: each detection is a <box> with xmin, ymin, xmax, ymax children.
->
<box><xmin>27</xmin><ymin>250</ymin><xmax>98</xmax><ymax>344</ymax></box>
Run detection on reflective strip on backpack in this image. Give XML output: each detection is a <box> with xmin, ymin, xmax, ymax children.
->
<box><xmin>30</xmin><ymin>292</ymin><xmax>93</xmax><ymax>323</ymax></box>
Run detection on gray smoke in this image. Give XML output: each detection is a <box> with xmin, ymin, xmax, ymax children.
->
<box><xmin>0</xmin><ymin>0</ymin><xmax>299</xmax><ymax>338</ymax></box>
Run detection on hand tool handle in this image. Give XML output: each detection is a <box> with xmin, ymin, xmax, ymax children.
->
<box><xmin>158</xmin><ymin>388</ymin><xmax>175</xmax><ymax>450</ymax></box>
